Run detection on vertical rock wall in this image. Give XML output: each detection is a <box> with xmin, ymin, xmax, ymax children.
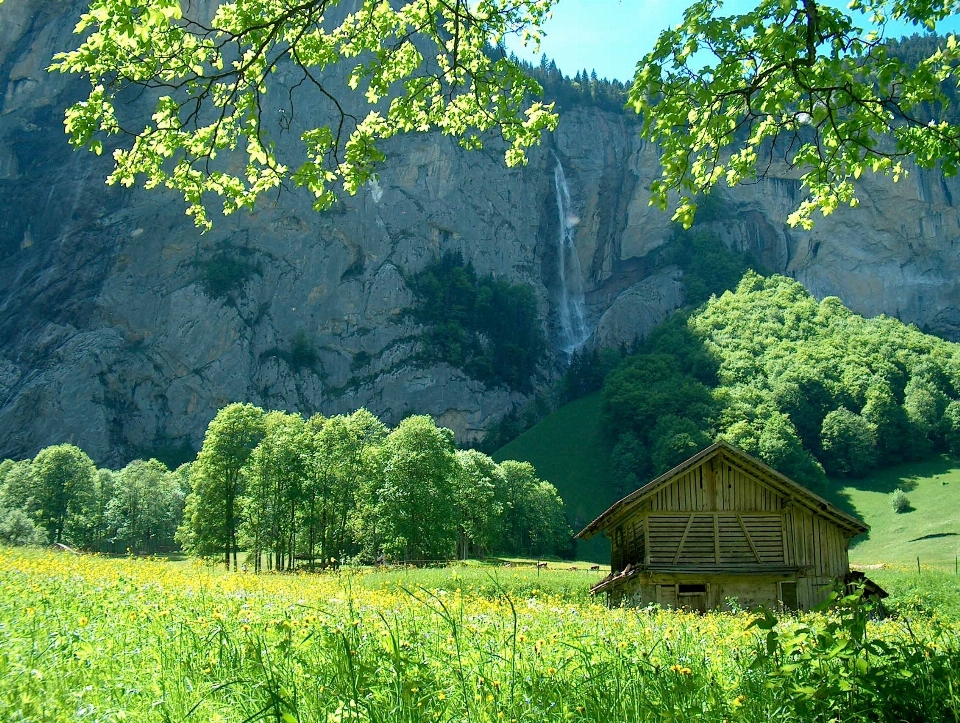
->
<box><xmin>2</xmin><ymin>1</ymin><xmax>960</xmax><ymax>464</ymax></box>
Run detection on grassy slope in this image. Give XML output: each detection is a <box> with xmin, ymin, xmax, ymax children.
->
<box><xmin>493</xmin><ymin>393</ymin><xmax>615</xmax><ymax>562</ymax></box>
<box><xmin>496</xmin><ymin>393</ymin><xmax>960</xmax><ymax>568</ymax></box>
<box><xmin>831</xmin><ymin>455</ymin><xmax>960</xmax><ymax>568</ymax></box>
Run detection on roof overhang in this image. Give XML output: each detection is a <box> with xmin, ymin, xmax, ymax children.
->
<box><xmin>591</xmin><ymin>563</ymin><xmax>804</xmax><ymax>594</ymax></box>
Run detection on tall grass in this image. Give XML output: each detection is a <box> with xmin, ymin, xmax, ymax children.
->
<box><xmin>1</xmin><ymin>547</ymin><xmax>959</xmax><ymax>722</ymax></box>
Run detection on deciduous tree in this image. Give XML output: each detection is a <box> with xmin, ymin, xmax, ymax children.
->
<box><xmin>453</xmin><ymin>449</ymin><xmax>504</xmax><ymax>559</ymax></box>
<box><xmin>820</xmin><ymin>407</ymin><xmax>878</xmax><ymax>477</ymax></box>
<box><xmin>53</xmin><ymin>0</ymin><xmax>960</xmax><ymax>230</ymax></box>
<box><xmin>108</xmin><ymin>459</ymin><xmax>184</xmax><ymax>553</ymax></box>
<box><xmin>368</xmin><ymin>415</ymin><xmax>458</xmax><ymax>563</ymax></box>
<box><xmin>185</xmin><ymin>403</ymin><xmax>265</xmax><ymax>569</ymax></box>
<box><xmin>51</xmin><ymin>0</ymin><xmax>558</xmax><ymax>229</ymax></box>
<box><xmin>632</xmin><ymin>0</ymin><xmax>960</xmax><ymax>229</ymax></box>
<box><xmin>32</xmin><ymin>445</ymin><xmax>97</xmax><ymax>544</ymax></box>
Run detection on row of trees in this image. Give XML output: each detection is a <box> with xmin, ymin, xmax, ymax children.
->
<box><xmin>0</xmin><ymin>448</ymin><xmax>186</xmax><ymax>552</ymax></box>
<box><xmin>602</xmin><ymin>269</ymin><xmax>960</xmax><ymax>491</ymax></box>
<box><xmin>180</xmin><ymin>406</ymin><xmax>570</xmax><ymax>570</ymax></box>
<box><xmin>0</xmin><ymin>406</ymin><xmax>570</xmax><ymax>567</ymax></box>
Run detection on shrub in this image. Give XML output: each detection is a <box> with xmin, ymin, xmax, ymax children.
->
<box><xmin>196</xmin><ymin>251</ymin><xmax>261</xmax><ymax>298</ymax></box>
<box><xmin>891</xmin><ymin>488</ymin><xmax>911</xmax><ymax>514</ymax></box>
<box><xmin>0</xmin><ymin>508</ymin><xmax>44</xmax><ymax>546</ymax></box>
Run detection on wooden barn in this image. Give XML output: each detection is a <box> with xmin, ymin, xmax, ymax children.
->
<box><xmin>578</xmin><ymin>441</ymin><xmax>870</xmax><ymax>611</ymax></box>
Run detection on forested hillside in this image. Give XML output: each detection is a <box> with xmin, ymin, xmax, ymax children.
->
<box><xmin>504</xmin><ymin>269</ymin><xmax>960</xmax><ymax>547</ymax></box>
<box><xmin>605</xmin><ymin>271</ymin><xmax>960</xmax><ymax>491</ymax></box>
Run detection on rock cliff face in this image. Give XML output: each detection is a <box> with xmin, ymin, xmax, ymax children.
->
<box><xmin>3</xmin><ymin>0</ymin><xmax>960</xmax><ymax>465</ymax></box>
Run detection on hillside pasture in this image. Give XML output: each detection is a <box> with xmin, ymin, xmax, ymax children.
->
<box><xmin>835</xmin><ymin>455</ymin><xmax>960</xmax><ymax>568</ymax></box>
<box><xmin>494</xmin><ymin>393</ymin><xmax>615</xmax><ymax>562</ymax></box>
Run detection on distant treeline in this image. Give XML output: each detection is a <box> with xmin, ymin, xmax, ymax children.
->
<box><xmin>509</xmin><ymin>53</ymin><xmax>630</xmax><ymax>113</ymax></box>
<box><xmin>0</xmin><ymin>407</ymin><xmax>571</xmax><ymax>568</ymax></box>
<box><xmin>0</xmin><ymin>450</ymin><xmax>187</xmax><ymax>552</ymax></box>
<box><xmin>507</xmin><ymin>34</ymin><xmax>958</xmax><ymax>120</ymax></box>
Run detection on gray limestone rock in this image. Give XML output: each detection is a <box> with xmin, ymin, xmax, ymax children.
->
<box><xmin>3</xmin><ymin>1</ymin><xmax>960</xmax><ymax>464</ymax></box>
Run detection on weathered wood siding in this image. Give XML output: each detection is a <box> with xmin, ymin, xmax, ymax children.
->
<box><xmin>611</xmin><ymin>575</ymin><xmax>794</xmax><ymax>610</ymax></box>
<box><xmin>785</xmin><ymin>504</ymin><xmax>851</xmax><ymax>608</ymax></box>
<box><xmin>646</xmin><ymin>459</ymin><xmax>784</xmax><ymax>513</ymax></box>
<box><xmin>604</xmin><ymin>451</ymin><xmax>858</xmax><ymax>611</ymax></box>
<box><xmin>610</xmin><ymin>517</ymin><xmax>645</xmax><ymax>571</ymax></box>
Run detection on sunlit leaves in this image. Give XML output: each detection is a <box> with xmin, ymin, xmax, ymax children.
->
<box><xmin>630</xmin><ymin>0</ymin><xmax>960</xmax><ymax>228</ymax></box>
<box><xmin>51</xmin><ymin>0</ymin><xmax>559</xmax><ymax>230</ymax></box>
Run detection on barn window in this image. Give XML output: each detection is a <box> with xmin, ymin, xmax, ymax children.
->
<box><xmin>780</xmin><ymin>582</ymin><xmax>799</xmax><ymax>610</ymax></box>
<box><xmin>678</xmin><ymin>584</ymin><xmax>706</xmax><ymax>594</ymax></box>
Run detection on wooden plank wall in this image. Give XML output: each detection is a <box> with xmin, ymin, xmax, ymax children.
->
<box><xmin>716</xmin><ymin>460</ymin><xmax>784</xmax><ymax>512</ymax></box>
<box><xmin>648</xmin><ymin>516</ymin><xmax>691</xmax><ymax>563</ymax></box>
<box><xmin>788</xmin><ymin>505</ymin><xmax>850</xmax><ymax>608</ymax></box>
<box><xmin>676</xmin><ymin>516</ymin><xmax>715</xmax><ymax>563</ymax></box>
<box><xmin>646</xmin><ymin>514</ymin><xmax>785</xmax><ymax>564</ymax></box>
<box><xmin>742</xmin><ymin>516</ymin><xmax>785</xmax><ymax>563</ymax></box>
<box><xmin>647</xmin><ymin>459</ymin><xmax>784</xmax><ymax>513</ymax></box>
<box><xmin>607</xmin><ymin>453</ymin><xmax>855</xmax><ymax>610</ymax></box>
<box><xmin>611</xmin><ymin>518</ymin><xmax>646</xmax><ymax>571</ymax></box>
<box><xmin>649</xmin><ymin>466</ymin><xmax>709</xmax><ymax>511</ymax></box>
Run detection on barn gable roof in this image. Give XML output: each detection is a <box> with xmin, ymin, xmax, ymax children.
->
<box><xmin>578</xmin><ymin>441</ymin><xmax>868</xmax><ymax>540</ymax></box>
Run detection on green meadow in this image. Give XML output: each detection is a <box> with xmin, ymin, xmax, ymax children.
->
<box><xmin>837</xmin><ymin>456</ymin><xmax>960</xmax><ymax>568</ymax></box>
<box><xmin>2</xmin><ymin>547</ymin><xmax>960</xmax><ymax>723</ymax></box>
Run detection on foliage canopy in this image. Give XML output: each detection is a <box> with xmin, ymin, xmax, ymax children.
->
<box><xmin>51</xmin><ymin>0</ymin><xmax>960</xmax><ymax>229</ymax></box>
<box><xmin>632</xmin><ymin>0</ymin><xmax>960</xmax><ymax>229</ymax></box>
<box><xmin>603</xmin><ymin>271</ymin><xmax>960</xmax><ymax>491</ymax></box>
<box><xmin>51</xmin><ymin>0</ymin><xmax>559</xmax><ymax>229</ymax></box>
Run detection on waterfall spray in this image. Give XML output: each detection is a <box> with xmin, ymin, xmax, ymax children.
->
<box><xmin>553</xmin><ymin>159</ymin><xmax>589</xmax><ymax>354</ymax></box>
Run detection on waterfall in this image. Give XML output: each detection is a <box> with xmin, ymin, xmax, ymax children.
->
<box><xmin>553</xmin><ymin>159</ymin><xmax>589</xmax><ymax>354</ymax></box>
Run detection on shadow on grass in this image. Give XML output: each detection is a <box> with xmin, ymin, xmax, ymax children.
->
<box><xmin>842</xmin><ymin>455</ymin><xmax>960</xmax><ymax>494</ymax></box>
<box><xmin>909</xmin><ymin>532</ymin><xmax>959</xmax><ymax>542</ymax></box>
<box><xmin>817</xmin><ymin>486</ymin><xmax>873</xmax><ymax>547</ymax></box>
<box><xmin>822</xmin><ymin>455</ymin><xmax>960</xmax><ymax>550</ymax></box>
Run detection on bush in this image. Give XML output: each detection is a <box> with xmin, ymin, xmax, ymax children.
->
<box><xmin>0</xmin><ymin>508</ymin><xmax>44</xmax><ymax>546</ymax></box>
<box><xmin>196</xmin><ymin>251</ymin><xmax>261</xmax><ymax>298</ymax></box>
<box><xmin>891</xmin><ymin>488</ymin><xmax>911</xmax><ymax>513</ymax></box>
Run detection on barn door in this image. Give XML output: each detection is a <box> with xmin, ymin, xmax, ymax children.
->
<box><xmin>677</xmin><ymin>583</ymin><xmax>708</xmax><ymax>612</ymax></box>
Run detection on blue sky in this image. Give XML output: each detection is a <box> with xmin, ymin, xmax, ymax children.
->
<box><xmin>505</xmin><ymin>0</ymin><xmax>960</xmax><ymax>82</ymax></box>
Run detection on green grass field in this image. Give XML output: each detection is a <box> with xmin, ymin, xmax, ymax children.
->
<box><xmin>831</xmin><ymin>456</ymin><xmax>960</xmax><ymax>569</ymax></box>
<box><xmin>494</xmin><ymin>393</ymin><xmax>616</xmax><ymax>562</ymax></box>
<box><xmin>2</xmin><ymin>547</ymin><xmax>960</xmax><ymax>723</ymax></box>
